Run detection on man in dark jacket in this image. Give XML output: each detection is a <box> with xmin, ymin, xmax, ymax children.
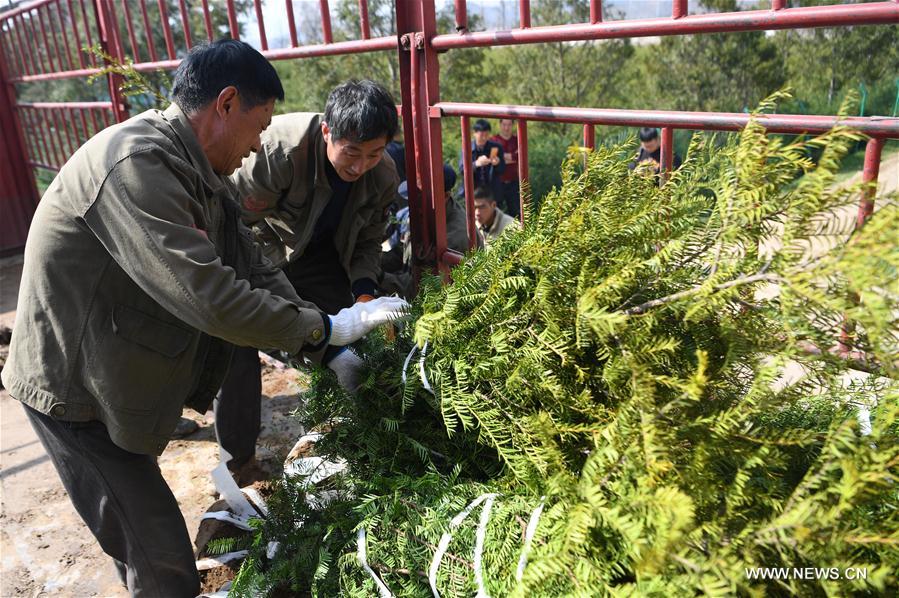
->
<box><xmin>1</xmin><ymin>41</ymin><xmax>405</xmax><ymax>597</ymax></box>
<box><xmin>460</xmin><ymin>118</ymin><xmax>505</xmax><ymax>203</ymax></box>
<box><xmin>217</xmin><ymin>81</ymin><xmax>401</xmax><ymax>482</ymax></box>
<box><xmin>628</xmin><ymin>127</ymin><xmax>682</xmax><ymax>174</ymax></box>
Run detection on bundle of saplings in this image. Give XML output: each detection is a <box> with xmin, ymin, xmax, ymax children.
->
<box><xmin>229</xmin><ymin>101</ymin><xmax>898</xmax><ymax>597</ymax></box>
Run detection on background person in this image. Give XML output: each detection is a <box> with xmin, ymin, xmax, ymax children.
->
<box><xmin>491</xmin><ymin>117</ymin><xmax>520</xmax><ymax>218</ymax></box>
<box><xmin>474</xmin><ymin>185</ymin><xmax>518</xmax><ymax>247</ymax></box>
<box><xmin>629</xmin><ymin>127</ymin><xmax>682</xmax><ymax>174</ymax></box>
<box><xmin>461</xmin><ymin>119</ymin><xmax>505</xmax><ymax>203</ymax></box>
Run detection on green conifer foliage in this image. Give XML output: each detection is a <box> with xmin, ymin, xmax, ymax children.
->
<box><xmin>232</xmin><ymin>105</ymin><xmax>898</xmax><ymax>597</ymax></box>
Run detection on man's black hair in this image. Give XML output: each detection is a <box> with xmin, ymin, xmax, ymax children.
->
<box><xmin>172</xmin><ymin>39</ymin><xmax>284</xmax><ymax>113</ymax></box>
<box><xmin>473</xmin><ymin>186</ymin><xmax>494</xmax><ymax>201</ymax></box>
<box><xmin>473</xmin><ymin>119</ymin><xmax>491</xmax><ymax>132</ymax></box>
<box><xmin>639</xmin><ymin>127</ymin><xmax>659</xmax><ymax>142</ymax></box>
<box><xmin>324</xmin><ymin>80</ymin><xmax>398</xmax><ymax>143</ymax></box>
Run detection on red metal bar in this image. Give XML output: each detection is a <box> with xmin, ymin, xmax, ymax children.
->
<box><xmin>77</xmin><ymin>107</ymin><xmax>89</xmax><ymax>142</ymax></box>
<box><xmin>53</xmin><ymin>2</ymin><xmax>76</xmax><ymax>71</ymax></box>
<box><xmin>855</xmin><ymin>137</ymin><xmax>884</xmax><ymax>229</ymax></box>
<box><xmin>17</xmin><ymin>100</ymin><xmax>114</xmax><ymax>109</ymax></box>
<box><xmin>432</xmin><ymin>2</ymin><xmax>899</xmax><ymax>49</ymax></box>
<box><xmin>94</xmin><ymin>0</ymin><xmax>128</xmax><ymax>123</ymax></box>
<box><xmin>320</xmin><ymin>0</ymin><xmax>333</xmax><ymax>44</ymax></box>
<box><xmin>410</xmin><ymin>33</ymin><xmax>432</xmax><ymax>253</ymax></box>
<box><xmin>12</xmin><ymin>15</ymin><xmax>35</xmax><ymax>75</ymax></box>
<box><xmin>100</xmin><ymin>107</ymin><xmax>111</xmax><ymax>127</ymax></box>
<box><xmin>517</xmin><ymin>119</ymin><xmax>527</xmax><ymax>224</ymax></box>
<box><xmin>583</xmin><ymin>123</ymin><xmax>595</xmax><ymax>149</ymax></box>
<box><xmin>157</xmin><ymin>0</ymin><xmax>177</xmax><ymax>59</ymax></box>
<box><xmin>120</xmin><ymin>0</ymin><xmax>141</xmax><ymax>61</ymax></box>
<box><xmin>441</xmin><ymin>250</ymin><xmax>463</xmax><ymax>266</ymax></box>
<box><xmin>138</xmin><ymin>0</ymin><xmax>158</xmax><ymax>62</ymax></box>
<box><xmin>66</xmin><ymin>0</ymin><xmax>86</xmax><ymax>68</ymax></box>
<box><xmin>200</xmin><ymin>0</ymin><xmax>214</xmax><ymax>42</ymax></box>
<box><xmin>78</xmin><ymin>0</ymin><xmax>97</xmax><ymax>66</ymax></box>
<box><xmin>58</xmin><ymin>107</ymin><xmax>76</xmax><ymax>156</ymax></box>
<box><xmin>88</xmin><ymin>104</ymin><xmax>99</xmax><ymax>133</ymax></box>
<box><xmin>286</xmin><ymin>0</ymin><xmax>298</xmax><ymax>47</ymax></box>
<box><xmin>455</xmin><ymin>0</ymin><xmax>467</xmax><ymax>32</ymax></box>
<box><xmin>0</xmin><ymin>23</ymin><xmax>19</xmax><ymax>77</ymax></box>
<box><xmin>359</xmin><ymin>0</ymin><xmax>371</xmax><ymax>39</ymax></box>
<box><xmin>48</xmin><ymin>3</ymin><xmax>68</xmax><ymax>70</ymax></box>
<box><xmin>253</xmin><ymin>0</ymin><xmax>267</xmax><ymax>50</ymax></box>
<box><xmin>44</xmin><ymin>108</ymin><xmax>65</xmax><ymax>166</ymax></box>
<box><xmin>36</xmin><ymin>6</ymin><xmax>57</xmax><ymax>72</ymax></box>
<box><xmin>520</xmin><ymin>0</ymin><xmax>531</xmax><ymax>28</ymax></box>
<box><xmin>226</xmin><ymin>0</ymin><xmax>239</xmax><ymax>40</ymax></box>
<box><xmin>772</xmin><ymin>0</ymin><xmax>786</xmax><ymax>10</ymax></box>
<box><xmin>26</xmin><ymin>160</ymin><xmax>60</xmax><ymax>171</ymax></box>
<box><xmin>22</xmin><ymin>109</ymin><xmax>49</xmax><ymax>167</ymax></box>
<box><xmin>590</xmin><ymin>0</ymin><xmax>602</xmax><ymax>24</ymax></box>
<box><xmin>178</xmin><ymin>0</ymin><xmax>193</xmax><ymax>49</ymax></box>
<box><xmin>461</xmin><ymin>115</ymin><xmax>477</xmax><ymax>251</ymax></box>
<box><xmin>673</xmin><ymin>0</ymin><xmax>687</xmax><ymax>19</ymax></box>
<box><xmin>660</xmin><ymin>126</ymin><xmax>673</xmax><ymax>176</ymax></box>
<box><xmin>433</xmin><ymin>102</ymin><xmax>899</xmax><ymax>138</ymax></box>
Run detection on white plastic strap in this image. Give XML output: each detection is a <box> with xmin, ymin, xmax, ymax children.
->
<box><xmin>473</xmin><ymin>494</ymin><xmax>497</xmax><ymax>598</ymax></box>
<box><xmin>357</xmin><ymin>527</ymin><xmax>394</xmax><ymax>598</ymax></box>
<box><xmin>201</xmin><ymin>510</ymin><xmax>254</xmax><ymax>531</ymax></box>
<box><xmin>402</xmin><ymin>344</ymin><xmax>418</xmax><ymax>385</ymax></box>
<box><xmin>515</xmin><ymin>497</ymin><xmax>546</xmax><ymax>582</ymax></box>
<box><xmin>241</xmin><ymin>486</ymin><xmax>269</xmax><ymax>517</ymax></box>
<box><xmin>419</xmin><ymin>341</ymin><xmax>433</xmax><ymax>394</ymax></box>
<box><xmin>428</xmin><ymin>493</ymin><xmax>498</xmax><ymax>598</ymax></box>
<box><xmin>195</xmin><ymin>550</ymin><xmax>249</xmax><ymax>571</ymax></box>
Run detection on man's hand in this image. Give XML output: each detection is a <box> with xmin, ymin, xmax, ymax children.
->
<box><xmin>329</xmin><ymin>296</ymin><xmax>409</xmax><ymax>346</ymax></box>
<box><xmin>475</xmin><ymin>155</ymin><xmax>491</xmax><ymax>168</ymax></box>
<box><xmin>327</xmin><ymin>348</ymin><xmax>364</xmax><ymax>392</ymax></box>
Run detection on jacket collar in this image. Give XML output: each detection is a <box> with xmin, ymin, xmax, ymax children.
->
<box><xmin>162</xmin><ymin>103</ymin><xmax>225</xmax><ymax>193</ymax></box>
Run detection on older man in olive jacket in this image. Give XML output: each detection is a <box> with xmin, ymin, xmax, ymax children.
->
<box><xmin>1</xmin><ymin>41</ymin><xmax>405</xmax><ymax>597</ymax></box>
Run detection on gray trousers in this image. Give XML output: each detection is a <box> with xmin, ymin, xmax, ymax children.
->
<box><xmin>22</xmin><ymin>403</ymin><xmax>200</xmax><ymax>597</ymax></box>
<box><xmin>215</xmin><ymin>247</ymin><xmax>353</xmax><ymax>466</ymax></box>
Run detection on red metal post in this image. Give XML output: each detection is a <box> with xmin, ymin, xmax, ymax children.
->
<box><xmin>772</xmin><ymin>0</ymin><xmax>786</xmax><ymax>10</ymax></box>
<box><xmin>37</xmin><ymin>6</ymin><xmax>58</xmax><ymax>72</ymax></box>
<box><xmin>137</xmin><ymin>0</ymin><xmax>157</xmax><ymax>61</ymax></box>
<box><xmin>12</xmin><ymin>15</ymin><xmax>35</xmax><ymax>75</ymax></box>
<box><xmin>201</xmin><ymin>0</ymin><xmax>213</xmax><ymax>41</ymax></box>
<box><xmin>673</xmin><ymin>0</ymin><xmax>688</xmax><ymax>19</ymax></box>
<box><xmin>157</xmin><ymin>0</ymin><xmax>177</xmax><ymax>59</ymax></box>
<box><xmin>65</xmin><ymin>0</ymin><xmax>86</xmax><ymax>68</ymax></box>
<box><xmin>95</xmin><ymin>0</ymin><xmax>129</xmax><ymax>123</ymax></box>
<box><xmin>660</xmin><ymin>126</ymin><xmax>673</xmax><ymax>182</ymax></box>
<box><xmin>226</xmin><ymin>0</ymin><xmax>239</xmax><ymax>40</ymax></box>
<box><xmin>79</xmin><ymin>0</ymin><xmax>98</xmax><ymax>66</ymax></box>
<box><xmin>285</xmin><ymin>0</ymin><xmax>299</xmax><ymax>46</ymax></box>
<box><xmin>178</xmin><ymin>0</ymin><xmax>193</xmax><ymax>49</ymax></box>
<box><xmin>520</xmin><ymin>0</ymin><xmax>531</xmax><ymax>28</ymax></box>
<box><xmin>517</xmin><ymin>118</ymin><xmax>527</xmax><ymax>224</ymax></box>
<box><xmin>583</xmin><ymin>123</ymin><xmax>595</xmax><ymax>149</ymax></box>
<box><xmin>461</xmin><ymin>115</ymin><xmax>477</xmax><ymax>250</ymax></box>
<box><xmin>455</xmin><ymin>0</ymin><xmax>468</xmax><ymax>32</ymax></box>
<box><xmin>53</xmin><ymin>2</ymin><xmax>76</xmax><ymax>71</ymax></box>
<box><xmin>253</xmin><ymin>0</ymin><xmax>268</xmax><ymax>51</ymax></box>
<box><xmin>855</xmin><ymin>137</ymin><xmax>884</xmax><ymax>229</ymax></box>
<box><xmin>358</xmin><ymin>0</ymin><xmax>371</xmax><ymax>39</ymax></box>
<box><xmin>120</xmin><ymin>0</ymin><xmax>141</xmax><ymax>61</ymax></box>
<box><xmin>590</xmin><ymin>0</ymin><xmax>602</xmax><ymax>24</ymax></box>
<box><xmin>0</xmin><ymin>39</ymin><xmax>39</xmax><ymax>253</ymax></box>
<box><xmin>320</xmin><ymin>0</ymin><xmax>333</xmax><ymax>44</ymax></box>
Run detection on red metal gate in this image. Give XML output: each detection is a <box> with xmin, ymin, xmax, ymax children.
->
<box><xmin>1</xmin><ymin>0</ymin><xmax>898</xmax><ymax>263</ymax></box>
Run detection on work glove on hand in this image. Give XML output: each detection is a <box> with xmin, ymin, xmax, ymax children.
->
<box><xmin>328</xmin><ymin>296</ymin><xmax>409</xmax><ymax>346</ymax></box>
<box><xmin>326</xmin><ymin>348</ymin><xmax>365</xmax><ymax>393</ymax></box>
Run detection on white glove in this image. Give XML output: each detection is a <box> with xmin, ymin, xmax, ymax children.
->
<box><xmin>327</xmin><ymin>348</ymin><xmax>364</xmax><ymax>393</ymax></box>
<box><xmin>328</xmin><ymin>296</ymin><xmax>409</xmax><ymax>346</ymax></box>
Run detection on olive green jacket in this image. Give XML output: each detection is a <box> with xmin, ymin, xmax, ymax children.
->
<box><xmin>232</xmin><ymin>113</ymin><xmax>398</xmax><ymax>284</ymax></box>
<box><xmin>1</xmin><ymin>105</ymin><xmax>328</xmax><ymax>456</ymax></box>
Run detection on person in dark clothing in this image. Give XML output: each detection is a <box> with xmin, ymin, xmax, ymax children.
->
<box><xmin>460</xmin><ymin>119</ymin><xmax>505</xmax><ymax>203</ymax></box>
<box><xmin>491</xmin><ymin>118</ymin><xmax>520</xmax><ymax>218</ymax></box>
<box><xmin>629</xmin><ymin>127</ymin><xmax>682</xmax><ymax>175</ymax></box>
<box><xmin>386</xmin><ymin>132</ymin><xmax>406</xmax><ymax>185</ymax></box>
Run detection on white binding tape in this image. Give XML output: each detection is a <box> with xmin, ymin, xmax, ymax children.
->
<box><xmin>428</xmin><ymin>493</ymin><xmax>498</xmax><ymax>598</ymax></box>
<box><xmin>357</xmin><ymin>527</ymin><xmax>394</xmax><ymax>598</ymax></box>
<box><xmin>515</xmin><ymin>496</ymin><xmax>546</xmax><ymax>582</ymax></box>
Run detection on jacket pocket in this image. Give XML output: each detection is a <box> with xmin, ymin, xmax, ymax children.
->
<box><xmin>84</xmin><ymin>305</ymin><xmax>195</xmax><ymax>417</ymax></box>
<box><xmin>112</xmin><ymin>304</ymin><xmax>192</xmax><ymax>358</ymax></box>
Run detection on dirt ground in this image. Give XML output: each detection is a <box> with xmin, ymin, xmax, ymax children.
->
<box><xmin>0</xmin><ymin>152</ymin><xmax>894</xmax><ymax>597</ymax></box>
<box><xmin>0</xmin><ymin>254</ymin><xmax>310</xmax><ymax>597</ymax></box>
